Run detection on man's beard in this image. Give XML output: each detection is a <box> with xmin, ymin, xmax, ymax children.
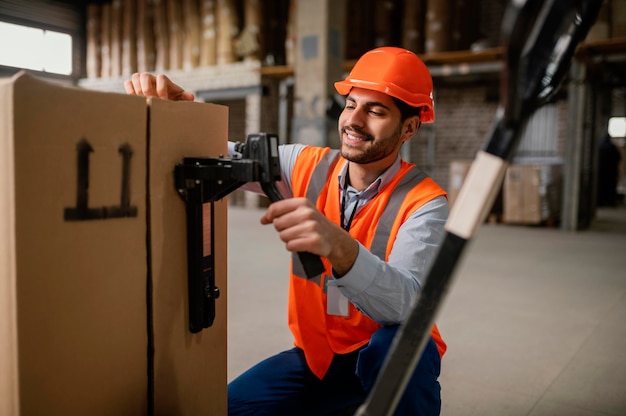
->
<box><xmin>339</xmin><ymin>124</ymin><xmax>403</xmax><ymax>165</ymax></box>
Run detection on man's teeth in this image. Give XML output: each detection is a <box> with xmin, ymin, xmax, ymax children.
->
<box><xmin>347</xmin><ymin>132</ymin><xmax>366</xmax><ymax>141</ymax></box>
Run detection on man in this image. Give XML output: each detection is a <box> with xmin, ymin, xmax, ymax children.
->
<box><xmin>597</xmin><ymin>133</ymin><xmax>622</xmax><ymax>207</ymax></box>
<box><xmin>126</xmin><ymin>46</ymin><xmax>448</xmax><ymax>416</ymax></box>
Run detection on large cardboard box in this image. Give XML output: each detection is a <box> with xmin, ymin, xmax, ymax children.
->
<box><xmin>503</xmin><ymin>164</ymin><xmax>562</xmax><ymax>225</ymax></box>
<box><xmin>0</xmin><ymin>72</ymin><xmax>227</xmax><ymax>415</ymax></box>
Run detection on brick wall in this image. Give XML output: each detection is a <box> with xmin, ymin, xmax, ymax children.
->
<box><xmin>409</xmin><ymin>84</ymin><xmax>499</xmax><ymax>191</ymax></box>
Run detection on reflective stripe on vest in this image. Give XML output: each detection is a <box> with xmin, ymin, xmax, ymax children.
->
<box><xmin>305</xmin><ymin>149</ymin><xmax>341</xmax><ymax>202</ymax></box>
<box><xmin>291</xmin><ymin>149</ymin><xmax>341</xmax><ymax>281</ymax></box>
<box><xmin>370</xmin><ymin>168</ymin><xmax>427</xmax><ymax>260</ymax></box>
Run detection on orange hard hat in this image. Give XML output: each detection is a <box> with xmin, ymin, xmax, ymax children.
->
<box><xmin>334</xmin><ymin>47</ymin><xmax>435</xmax><ymax>123</ymax></box>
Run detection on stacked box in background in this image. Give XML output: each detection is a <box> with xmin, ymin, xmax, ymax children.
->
<box><xmin>448</xmin><ymin>160</ymin><xmax>473</xmax><ymax>208</ymax></box>
<box><xmin>448</xmin><ymin>159</ymin><xmax>504</xmax><ymax>221</ymax></box>
<box><xmin>503</xmin><ymin>164</ymin><xmax>563</xmax><ymax>225</ymax></box>
<box><xmin>0</xmin><ymin>72</ymin><xmax>228</xmax><ymax>416</ymax></box>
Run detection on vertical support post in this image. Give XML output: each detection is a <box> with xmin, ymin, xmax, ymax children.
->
<box><xmin>562</xmin><ymin>61</ymin><xmax>587</xmax><ymax>231</ymax></box>
<box><xmin>292</xmin><ymin>0</ymin><xmax>346</xmax><ymax>148</ymax></box>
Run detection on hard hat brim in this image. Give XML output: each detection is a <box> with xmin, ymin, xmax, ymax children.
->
<box><xmin>334</xmin><ymin>79</ymin><xmax>435</xmax><ymax>123</ymax></box>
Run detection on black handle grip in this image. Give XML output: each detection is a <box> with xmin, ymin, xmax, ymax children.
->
<box><xmin>297</xmin><ymin>251</ymin><xmax>326</xmax><ymax>278</ymax></box>
<box><xmin>261</xmin><ymin>181</ymin><xmax>325</xmax><ymax>279</ymax></box>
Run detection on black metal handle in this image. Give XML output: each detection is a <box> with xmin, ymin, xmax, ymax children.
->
<box><xmin>181</xmin><ymin>178</ymin><xmax>218</xmax><ymax>333</ymax></box>
<box><xmin>175</xmin><ymin>132</ymin><xmax>326</xmax><ymax>334</ymax></box>
<box><xmin>261</xmin><ymin>181</ymin><xmax>326</xmax><ymax>278</ymax></box>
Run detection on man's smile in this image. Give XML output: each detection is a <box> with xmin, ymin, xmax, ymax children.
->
<box><xmin>342</xmin><ymin>128</ymin><xmax>373</xmax><ymax>144</ymax></box>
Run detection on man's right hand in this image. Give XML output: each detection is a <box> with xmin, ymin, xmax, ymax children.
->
<box><xmin>124</xmin><ymin>73</ymin><xmax>195</xmax><ymax>101</ymax></box>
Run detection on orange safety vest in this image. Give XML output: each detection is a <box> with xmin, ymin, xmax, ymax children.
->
<box><xmin>288</xmin><ymin>146</ymin><xmax>447</xmax><ymax>379</ymax></box>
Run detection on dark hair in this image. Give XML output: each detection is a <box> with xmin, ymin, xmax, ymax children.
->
<box><xmin>392</xmin><ymin>97</ymin><xmax>423</xmax><ymax>121</ymax></box>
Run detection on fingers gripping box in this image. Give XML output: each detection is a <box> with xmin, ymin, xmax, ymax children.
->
<box><xmin>0</xmin><ymin>72</ymin><xmax>228</xmax><ymax>415</ymax></box>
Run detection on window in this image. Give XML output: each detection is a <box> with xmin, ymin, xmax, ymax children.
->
<box><xmin>0</xmin><ymin>21</ymin><xmax>73</xmax><ymax>76</ymax></box>
<box><xmin>608</xmin><ymin>117</ymin><xmax>626</xmax><ymax>138</ymax></box>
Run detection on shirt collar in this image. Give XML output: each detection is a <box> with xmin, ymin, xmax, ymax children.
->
<box><xmin>337</xmin><ymin>154</ymin><xmax>403</xmax><ymax>198</ymax></box>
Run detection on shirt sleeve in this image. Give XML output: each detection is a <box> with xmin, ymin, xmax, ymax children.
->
<box><xmin>274</xmin><ymin>143</ymin><xmax>306</xmax><ymax>198</ymax></box>
<box><xmin>327</xmin><ymin>195</ymin><xmax>449</xmax><ymax>325</ymax></box>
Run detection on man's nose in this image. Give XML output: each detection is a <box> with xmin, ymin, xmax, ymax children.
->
<box><xmin>344</xmin><ymin>107</ymin><xmax>365</xmax><ymax>127</ymax></box>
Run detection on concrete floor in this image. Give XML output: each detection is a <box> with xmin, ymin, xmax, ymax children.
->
<box><xmin>227</xmin><ymin>204</ymin><xmax>626</xmax><ymax>416</ymax></box>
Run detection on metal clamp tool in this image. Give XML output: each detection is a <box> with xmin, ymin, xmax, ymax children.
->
<box><xmin>175</xmin><ymin>133</ymin><xmax>325</xmax><ymax>333</ymax></box>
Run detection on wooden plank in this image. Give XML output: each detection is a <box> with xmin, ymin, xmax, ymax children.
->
<box><xmin>100</xmin><ymin>3</ymin><xmax>112</xmax><ymax>78</ymax></box>
<box><xmin>200</xmin><ymin>0</ymin><xmax>217</xmax><ymax>66</ymax></box>
<box><xmin>86</xmin><ymin>4</ymin><xmax>101</xmax><ymax>78</ymax></box>
<box><xmin>153</xmin><ymin>0</ymin><xmax>170</xmax><ymax>71</ymax></box>
<box><xmin>425</xmin><ymin>0</ymin><xmax>451</xmax><ymax>53</ymax></box>
<box><xmin>167</xmin><ymin>0</ymin><xmax>184</xmax><ymax>70</ymax></box>
<box><xmin>402</xmin><ymin>0</ymin><xmax>425</xmax><ymax>54</ymax></box>
<box><xmin>110</xmin><ymin>0</ymin><xmax>123</xmax><ymax>78</ymax></box>
<box><xmin>216</xmin><ymin>0</ymin><xmax>237</xmax><ymax>64</ymax></box>
<box><xmin>237</xmin><ymin>0</ymin><xmax>262</xmax><ymax>61</ymax></box>
<box><xmin>136</xmin><ymin>0</ymin><xmax>156</xmax><ymax>72</ymax></box>
<box><xmin>122</xmin><ymin>0</ymin><xmax>138</xmax><ymax>76</ymax></box>
<box><xmin>183</xmin><ymin>0</ymin><xmax>201</xmax><ymax>69</ymax></box>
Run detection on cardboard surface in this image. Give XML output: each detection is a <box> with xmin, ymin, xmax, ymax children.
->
<box><xmin>0</xmin><ymin>72</ymin><xmax>228</xmax><ymax>415</ymax></box>
<box><xmin>0</xmin><ymin>73</ymin><xmax>19</xmax><ymax>416</ymax></box>
<box><xmin>0</xmin><ymin>72</ymin><xmax>148</xmax><ymax>414</ymax></box>
<box><xmin>503</xmin><ymin>166</ymin><xmax>526</xmax><ymax>223</ymax></box>
<box><xmin>503</xmin><ymin>164</ymin><xmax>562</xmax><ymax>224</ymax></box>
<box><xmin>149</xmin><ymin>98</ymin><xmax>228</xmax><ymax>415</ymax></box>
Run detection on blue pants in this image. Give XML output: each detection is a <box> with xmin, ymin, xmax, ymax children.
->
<box><xmin>228</xmin><ymin>326</ymin><xmax>442</xmax><ymax>415</ymax></box>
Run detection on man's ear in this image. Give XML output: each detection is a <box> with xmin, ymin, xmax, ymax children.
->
<box><xmin>402</xmin><ymin>116</ymin><xmax>421</xmax><ymax>142</ymax></box>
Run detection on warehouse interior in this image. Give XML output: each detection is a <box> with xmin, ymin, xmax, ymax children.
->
<box><xmin>1</xmin><ymin>0</ymin><xmax>625</xmax><ymax>229</ymax></box>
<box><xmin>1</xmin><ymin>0</ymin><xmax>626</xmax><ymax>415</ymax></box>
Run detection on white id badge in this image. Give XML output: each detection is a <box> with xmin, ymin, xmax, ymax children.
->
<box><xmin>327</xmin><ymin>285</ymin><xmax>349</xmax><ymax>316</ymax></box>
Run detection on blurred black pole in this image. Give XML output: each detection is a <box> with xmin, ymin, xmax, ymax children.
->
<box><xmin>355</xmin><ymin>1</ymin><xmax>602</xmax><ymax>415</ymax></box>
